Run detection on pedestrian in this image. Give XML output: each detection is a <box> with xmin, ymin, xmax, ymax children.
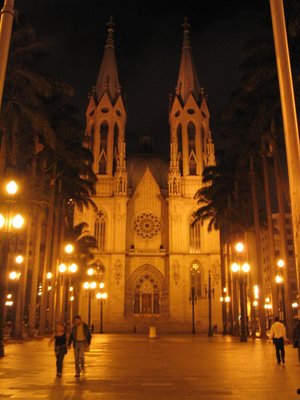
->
<box><xmin>269</xmin><ymin>317</ymin><xmax>287</xmax><ymax>364</ymax></box>
<box><xmin>68</xmin><ymin>315</ymin><xmax>92</xmax><ymax>378</ymax></box>
<box><xmin>293</xmin><ymin>316</ymin><xmax>300</xmax><ymax>362</ymax></box>
<box><xmin>49</xmin><ymin>322</ymin><xmax>68</xmax><ymax>377</ymax></box>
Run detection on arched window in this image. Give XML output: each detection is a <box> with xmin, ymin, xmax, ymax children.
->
<box><xmin>94</xmin><ymin>211</ymin><xmax>105</xmax><ymax>252</ymax></box>
<box><xmin>188</xmin><ymin>122</ymin><xmax>197</xmax><ymax>175</ymax></box>
<box><xmin>190</xmin><ymin>218</ymin><xmax>201</xmax><ymax>253</ymax></box>
<box><xmin>190</xmin><ymin>262</ymin><xmax>202</xmax><ymax>298</ymax></box>
<box><xmin>113</xmin><ymin>123</ymin><xmax>119</xmax><ymax>173</ymax></box>
<box><xmin>133</xmin><ymin>274</ymin><xmax>160</xmax><ymax>315</ymax></box>
<box><xmin>177</xmin><ymin>124</ymin><xmax>183</xmax><ymax>173</ymax></box>
<box><xmin>98</xmin><ymin>122</ymin><xmax>109</xmax><ymax>174</ymax></box>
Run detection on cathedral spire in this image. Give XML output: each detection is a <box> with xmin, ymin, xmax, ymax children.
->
<box><xmin>95</xmin><ymin>16</ymin><xmax>121</xmax><ymax>104</ymax></box>
<box><xmin>176</xmin><ymin>17</ymin><xmax>201</xmax><ymax>104</ymax></box>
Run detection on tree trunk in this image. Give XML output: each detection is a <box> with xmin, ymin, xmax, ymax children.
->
<box><xmin>250</xmin><ymin>156</ymin><xmax>266</xmax><ymax>338</ymax></box>
<box><xmin>262</xmin><ymin>151</ymin><xmax>278</xmax><ymax>318</ymax></box>
<box><xmin>28</xmin><ymin>206</ymin><xmax>42</xmax><ymax>336</ymax></box>
<box><xmin>14</xmin><ymin>218</ymin><xmax>31</xmax><ymax>338</ymax></box>
<box><xmin>273</xmin><ymin>137</ymin><xmax>294</xmax><ymax>337</ymax></box>
<box><xmin>38</xmin><ymin>205</ymin><xmax>54</xmax><ymax>334</ymax></box>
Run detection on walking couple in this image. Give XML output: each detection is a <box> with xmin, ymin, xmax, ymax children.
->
<box><xmin>49</xmin><ymin>315</ymin><xmax>92</xmax><ymax>378</ymax></box>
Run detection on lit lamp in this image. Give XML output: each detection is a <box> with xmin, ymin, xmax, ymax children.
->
<box><xmin>58</xmin><ymin>243</ymin><xmax>78</xmax><ymax>323</ymax></box>
<box><xmin>220</xmin><ymin>287</ymin><xmax>230</xmax><ymax>335</ymax></box>
<box><xmin>275</xmin><ymin>259</ymin><xmax>286</xmax><ymax>324</ymax></box>
<box><xmin>231</xmin><ymin>242</ymin><xmax>250</xmax><ymax>342</ymax></box>
<box><xmin>83</xmin><ymin>281</ymin><xmax>97</xmax><ymax>328</ymax></box>
<box><xmin>96</xmin><ymin>282</ymin><xmax>108</xmax><ymax>334</ymax></box>
<box><xmin>0</xmin><ymin>180</ymin><xmax>25</xmax><ymax>356</ymax></box>
<box><xmin>264</xmin><ymin>297</ymin><xmax>272</xmax><ymax>330</ymax></box>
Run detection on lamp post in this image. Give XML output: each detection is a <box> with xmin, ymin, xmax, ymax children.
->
<box><xmin>58</xmin><ymin>243</ymin><xmax>78</xmax><ymax>323</ymax></box>
<box><xmin>231</xmin><ymin>242</ymin><xmax>250</xmax><ymax>342</ymax></box>
<box><xmin>275</xmin><ymin>259</ymin><xmax>286</xmax><ymax>326</ymax></box>
<box><xmin>96</xmin><ymin>282</ymin><xmax>108</xmax><ymax>333</ymax></box>
<box><xmin>205</xmin><ymin>271</ymin><xmax>214</xmax><ymax>336</ymax></box>
<box><xmin>83</xmin><ymin>281</ymin><xmax>97</xmax><ymax>328</ymax></box>
<box><xmin>0</xmin><ymin>179</ymin><xmax>25</xmax><ymax>357</ymax></box>
<box><xmin>220</xmin><ymin>289</ymin><xmax>230</xmax><ymax>335</ymax></box>
<box><xmin>264</xmin><ymin>297</ymin><xmax>272</xmax><ymax>330</ymax></box>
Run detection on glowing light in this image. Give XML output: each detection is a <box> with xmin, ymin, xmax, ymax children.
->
<box><xmin>64</xmin><ymin>243</ymin><xmax>74</xmax><ymax>254</ymax></box>
<box><xmin>99</xmin><ymin>282</ymin><xmax>105</xmax><ymax>289</ymax></box>
<box><xmin>231</xmin><ymin>263</ymin><xmax>240</xmax><ymax>273</ymax></box>
<box><xmin>87</xmin><ymin>268</ymin><xmax>94</xmax><ymax>276</ymax></box>
<box><xmin>15</xmin><ymin>255</ymin><xmax>24</xmax><ymax>264</ymax></box>
<box><xmin>83</xmin><ymin>282</ymin><xmax>90</xmax><ymax>289</ymax></box>
<box><xmin>220</xmin><ymin>296</ymin><xmax>224</xmax><ymax>302</ymax></box>
<box><xmin>265</xmin><ymin>297</ymin><xmax>270</xmax><ymax>303</ymax></box>
<box><xmin>235</xmin><ymin>242</ymin><xmax>244</xmax><ymax>253</ymax></box>
<box><xmin>277</xmin><ymin>259</ymin><xmax>285</xmax><ymax>268</ymax></box>
<box><xmin>69</xmin><ymin>263</ymin><xmax>78</xmax><ymax>273</ymax></box>
<box><xmin>253</xmin><ymin>285</ymin><xmax>259</xmax><ymax>299</ymax></box>
<box><xmin>275</xmin><ymin>275</ymin><xmax>283</xmax><ymax>284</ymax></box>
<box><xmin>7</xmin><ymin>294</ymin><xmax>12</xmax><ymax>299</ymax></box>
<box><xmin>253</xmin><ymin>300</ymin><xmax>258</xmax><ymax>307</ymax></box>
<box><xmin>47</xmin><ymin>286</ymin><xmax>52</xmax><ymax>291</ymax></box>
<box><xmin>102</xmin><ymin>292</ymin><xmax>108</xmax><ymax>299</ymax></box>
<box><xmin>242</xmin><ymin>263</ymin><xmax>250</xmax><ymax>273</ymax></box>
<box><xmin>70</xmin><ymin>295</ymin><xmax>75</xmax><ymax>302</ymax></box>
<box><xmin>9</xmin><ymin>271</ymin><xmax>19</xmax><ymax>280</ymax></box>
<box><xmin>5</xmin><ymin>300</ymin><xmax>13</xmax><ymax>306</ymax></box>
<box><xmin>6</xmin><ymin>180</ymin><xmax>18</xmax><ymax>195</ymax></box>
<box><xmin>292</xmin><ymin>302</ymin><xmax>298</xmax><ymax>309</ymax></box>
<box><xmin>46</xmin><ymin>272</ymin><xmax>52</xmax><ymax>280</ymax></box>
<box><xmin>225</xmin><ymin>296</ymin><xmax>230</xmax><ymax>303</ymax></box>
<box><xmin>12</xmin><ymin>214</ymin><xmax>24</xmax><ymax>229</ymax></box>
<box><xmin>69</xmin><ymin>286</ymin><xmax>74</xmax><ymax>292</ymax></box>
<box><xmin>90</xmin><ymin>281</ymin><xmax>97</xmax><ymax>289</ymax></box>
<box><xmin>58</xmin><ymin>263</ymin><xmax>67</xmax><ymax>273</ymax></box>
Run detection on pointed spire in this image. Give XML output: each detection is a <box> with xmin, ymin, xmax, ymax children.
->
<box><xmin>176</xmin><ymin>17</ymin><xmax>201</xmax><ymax>104</ymax></box>
<box><xmin>95</xmin><ymin>16</ymin><xmax>121</xmax><ymax>104</ymax></box>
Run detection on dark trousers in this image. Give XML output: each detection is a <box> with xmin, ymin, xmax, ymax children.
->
<box><xmin>55</xmin><ymin>345</ymin><xmax>67</xmax><ymax>373</ymax></box>
<box><xmin>273</xmin><ymin>337</ymin><xmax>285</xmax><ymax>363</ymax></box>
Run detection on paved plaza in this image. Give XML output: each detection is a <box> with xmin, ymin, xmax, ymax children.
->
<box><xmin>1</xmin><ymin>333</ymin><xmax>300</xmax><ymax>400</ymax></box>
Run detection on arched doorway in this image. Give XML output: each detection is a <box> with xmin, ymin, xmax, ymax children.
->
<box><xmin>125</xmin><ymin>264</ymin><xmax>168</xmax><ymax>317</ymax></box>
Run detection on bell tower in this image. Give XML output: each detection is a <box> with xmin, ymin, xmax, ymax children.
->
<box><xmin>169</xmin><ymin>18</ymin><xmax>215</xmax><ymax>198</ymax></box>
<box><xmin>85</xmin><ymin>17</ymin><xmax>127</xmax><ymax>196</ymax></box>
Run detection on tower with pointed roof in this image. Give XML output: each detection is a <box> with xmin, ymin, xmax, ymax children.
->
<box><xmin>74</xmin><ymin>18</ymin><xmax>221</xmax><ymax>333</ymax></box>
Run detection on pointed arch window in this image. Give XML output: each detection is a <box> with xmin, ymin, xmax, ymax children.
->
<box><xmin>98</xmin><ymin>122</ymin><xmax>109</xmax><ymax>174</ymax></box>
<box><xmin>188</xmin><ymin>122</ymin><xmax>197</xmax><ymax>175</ymax></box>
<box><xmin>190</xmin><ymin>218</ymin><xmax>201</xmax><ymax>253</ymax></box>
<box><xmin>113</xmin><ymin>123</ymin><xmax>119</xmax><ymax>174</ymax></box>
<box><xmin>177</xmin><ymin>124</ymin><xmax>183</xmax><ymax>174</ymax></box>
<box><xmin>190</xmin><ymin>262</ymin><xmax>202</xmax><ymax>298</ymax></box>
<box><xmin>94</xmin><ymin>211</ymin><xmax>105</xmax><ymax>252</ymax></box>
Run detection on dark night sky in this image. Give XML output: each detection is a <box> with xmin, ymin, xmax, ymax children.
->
<box><xmin>11</xmin><ymin>0</ymin><xmax>269</xmax><ymax>156</ymax></box>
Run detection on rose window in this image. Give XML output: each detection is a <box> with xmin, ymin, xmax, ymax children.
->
<box><xmin>133</xmin><ymin>213</ymin><xmax>161</xmax><ymax>239</ymax></box>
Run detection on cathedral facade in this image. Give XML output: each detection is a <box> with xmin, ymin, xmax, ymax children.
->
<box><xmin>74</xmin><ymin>19</ymin><xmax>222</xmax><ymax>333</ymax></box>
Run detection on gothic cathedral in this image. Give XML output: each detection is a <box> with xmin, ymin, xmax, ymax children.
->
<box><xmin>74</xmin><ymin>19</ymin><xmax>222</xmax><ymax>333</ymax></box>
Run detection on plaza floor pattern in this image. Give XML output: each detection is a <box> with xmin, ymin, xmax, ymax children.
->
<box><xmin>0</xmin><ymin>334</ymin><xmax>299</xmax><ymax>400</ymax></box>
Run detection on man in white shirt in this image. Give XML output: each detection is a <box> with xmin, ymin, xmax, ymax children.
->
<box><xmin>269</xmin><ymin>316</ymin><xmax>287</xmax><ymax>364</ymax></box>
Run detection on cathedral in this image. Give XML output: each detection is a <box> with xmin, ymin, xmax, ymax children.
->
<box><xmin>74</xmin><ymin>18</ymin><xmax>222</xmax><ymax>333</ymax></box>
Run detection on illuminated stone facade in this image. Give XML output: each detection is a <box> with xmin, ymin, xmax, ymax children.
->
<box><xmin>74</xmin><ymin>19</ymin><xmax>221</xmax><ymax>333</ymax></box>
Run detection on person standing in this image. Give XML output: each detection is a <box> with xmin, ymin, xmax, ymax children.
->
<box><xmin>269</xmin><ymin>317</ymin><xmax>287</xmax><ymax>364</ymax></box>
<box><xmin>68</xmin><ymin>315</ymin><xmax>92</xmax><ymax>378</ymax></box>
<box><xmin>49</xmin><ymin>322</ymin><xmax>68</xmax><ymax>377</ymax></box>
<box><xmin>293</xmin><ymin>316</ymin><xmax>300</xmax><ymax>362</ymax></box>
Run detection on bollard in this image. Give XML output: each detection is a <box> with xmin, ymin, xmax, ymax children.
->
<box><xmin>149</xmin><ymin>326</ymin><xmax>157</xmax><ymax>338</ymax></box>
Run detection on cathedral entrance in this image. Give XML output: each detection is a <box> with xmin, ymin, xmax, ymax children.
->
<box><xmin>125</xmin><ymin>264</ymin><xmax>168</xmax><ymax>318</ymax></box>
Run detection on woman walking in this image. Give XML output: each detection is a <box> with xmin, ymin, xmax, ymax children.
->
<box><xmin>49</xmin><ymin>322</ymin><xmax>68</xmax><ymax>377</ymax></box>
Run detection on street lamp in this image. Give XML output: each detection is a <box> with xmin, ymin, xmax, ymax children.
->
<box><xmin>96</xmin><ymin>282</ymin><xmax>108</xmax><ymax>333</ymax></box>
<box><xmin>264</xmin><ymin>297</ymin><xmax>272</xmax><ymax>330</ymax></box>
<box><xmin>83</xmin><ymin>281</ymin><xmax>97</xmax><ymax>328</ymax></box>
<box><xmin>231</xmin><ymin>242</ymin><xmax>250</xmax><ymax>342</ymax></box>
<box><xmin>220</xmin><ymin>289</ymin><xmax>230</xmax><ymax>335</ymax></box>
<box><xmin>275</xmin><ymin>259</ymin><xmax>286</xmax><ymax>325</ymax></box>
<box><xmin>58</xmin><ymin>258</ymin><xmax>78</xmax><ymax>323</ymax></box>
<box><xmin>205</xmin><ymin>271</ymin><xmax>215</xmax><ymax>337</ymax></box>
<box><xmin>0</xmin><ymin>179</ymin><xmax>25</xmax><ymax>357</ymax></box>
